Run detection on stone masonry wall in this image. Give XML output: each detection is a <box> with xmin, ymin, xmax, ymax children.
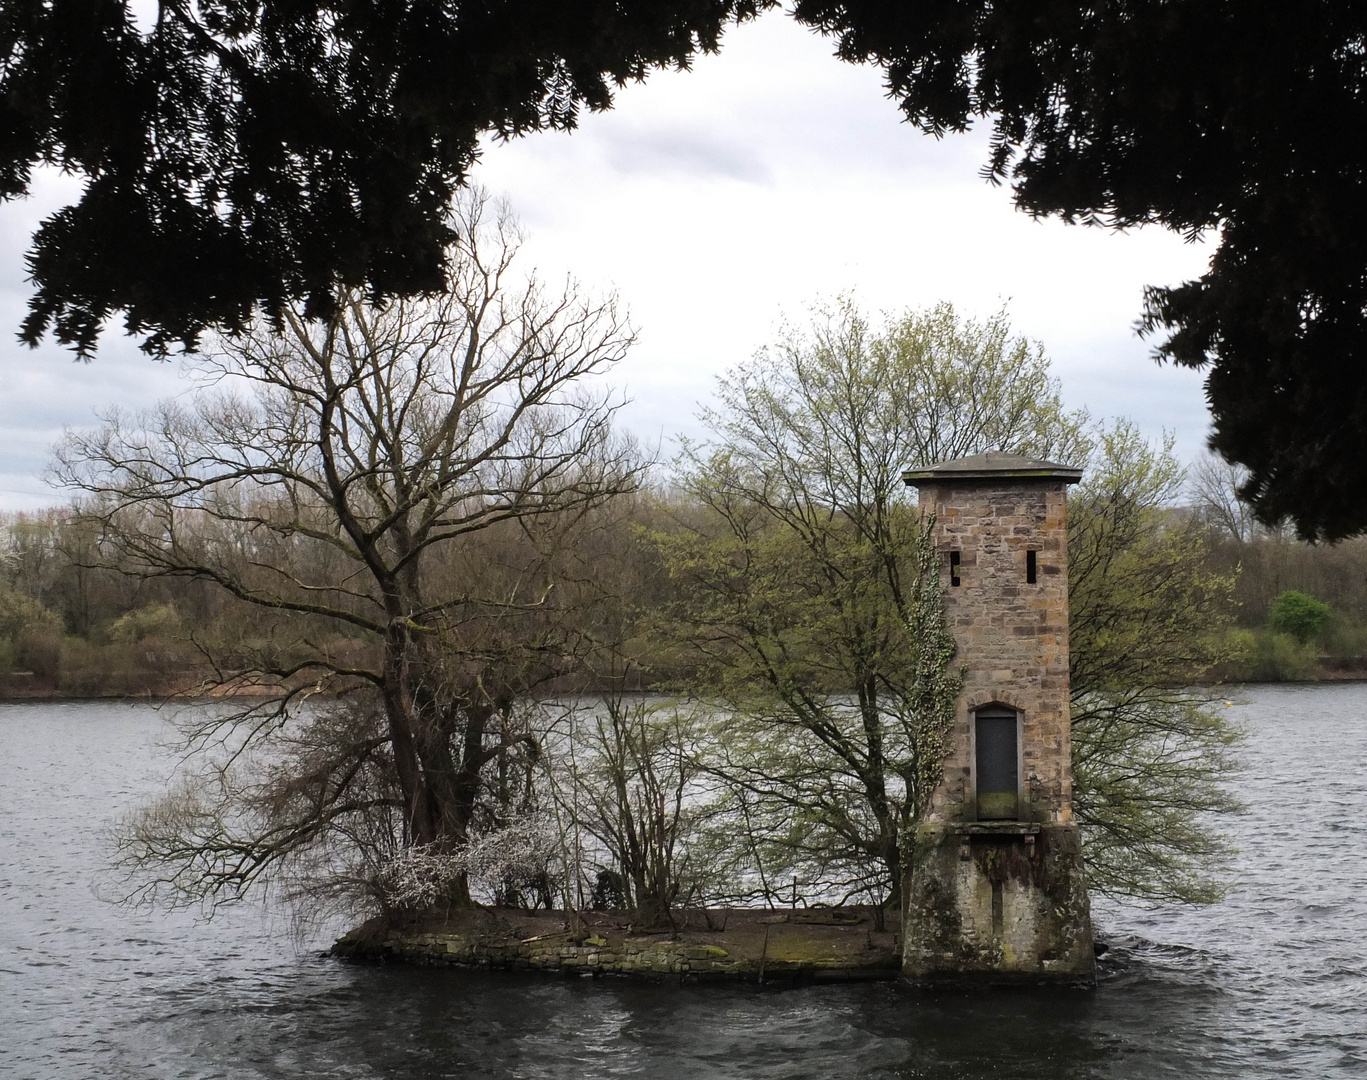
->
<box><xmin>902</xmin><ymin>471</ymin><xmax>1093</xmax><ymax>981</ymax></box>
<box><xmin>338</xmin><ymin>932</ymin><xmax>749</xmax><ymax>977</ymax></box>
<box><xmin>332</xmin><ymin>918</ymin><xmax>902</xmax><ymax>983</ymax></box>
<box><xmin>919</xmin><ymin>478</ymin><xmax>1073</xmax><ymax>825</ymax></box>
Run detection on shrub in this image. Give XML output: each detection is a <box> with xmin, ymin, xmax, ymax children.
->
<box><xmin>1269</xmin><ymin>591</ymin><xmax>1332</xmax><ymax>644</ymax></box>
<box><xmin>1321</xmin><ymin>618</ymin><xmax>1367</xmax><ymax>660</ymax></box>
<box><xmin>0</xmin><ymin>588</ymin><xmax>62</xmax><ymax>641</ymax></box>
<box><xmin>15</xmin><ymin>628</ymin><xmax>63</xmax><ymax>682</ymax></box>
<box><xmin>1257</xmin><ymin>631</ymin><xmax>1318</xmax><ymax>681</ymax></box>
<box><xmin>56</xmin><ymin>639</ymin><xmax>149</xmax><ymax>696</ymax></box>
<box><xmin>108</xmin><ymin>604</ymin><xmax>183</xmax><ymax>643</ymax></box>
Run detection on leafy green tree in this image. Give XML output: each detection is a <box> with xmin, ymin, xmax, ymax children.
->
<box><xmin>107</xmin><ymin>603</ymin><xmax>182</xmax><ymax>644</ymax></box>
<box><xmin>0</xmin><ymin>584</ymin><xmax>63</xmax><ymax>677</ymax></box>
<box><xmin>657</xmin><ymin>301</ymin><xmax>1243</xmax><ymax>908</ymax></box>
<box><xmin>653</xmin><ymin>496</ymin><xmax>957</xmax><ymax>910</ymax></box>
<box><xmin>1067</xmin><ymin>423</ymin><xmax>1243</xmax><ymax>903</ymax></box>
<box><xmin>652</xmin><ymin>299</ymin><xmax>1085</xmax><ymax>908</ymax></box>
<box><xmin>0</xmin><ymin>584</ymin><xmax>60</xmax><ymax>641</ymax></box>
<box><xmin>1269</xmin><ymin>591</ymin><xmax>1332</xmax><ymax>644</ymax></box>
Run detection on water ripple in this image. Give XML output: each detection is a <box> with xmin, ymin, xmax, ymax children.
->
<box><xmin>3</xmin><ymin>689</ymin><xmax>1367</xmax><ymax>1077</ymax></box>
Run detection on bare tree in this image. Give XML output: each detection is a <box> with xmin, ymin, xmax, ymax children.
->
<box><xmin>550</xmin><ymin>693</ymin><xmax>708</xmax><ymax>927</ymax></box>
<box><xmin>58</xmin><ymin>192</ymin><xmax>643</xmax><ymax>910</ymax></box>
<box><xmin>1189</xmin><ymin>452</ymin><xmax>1258</xmax><ymax>543</ymax></box>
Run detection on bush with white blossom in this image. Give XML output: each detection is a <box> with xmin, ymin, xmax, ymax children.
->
<box><xmin>374</xmin><ymin>815</ymin><xmax>560</xmax><ymax>911</ymax></box>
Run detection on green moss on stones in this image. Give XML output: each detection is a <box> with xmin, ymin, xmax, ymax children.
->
<box><xmin>334</xmin><ymin>911</ymin><xmax>897</xmax><ymax>982</ymax></box>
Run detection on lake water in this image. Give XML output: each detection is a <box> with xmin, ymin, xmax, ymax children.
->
<box><xmin>1</xmin><ymin>685</ymin><xmax>1364</xmax><ymax>1078</ymax></box>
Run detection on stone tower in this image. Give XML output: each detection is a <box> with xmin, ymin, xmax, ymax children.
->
<box><xmin>900</xmin><ymin>451</ymin><xmax>1095</xmax><ymax>982</ymax></box>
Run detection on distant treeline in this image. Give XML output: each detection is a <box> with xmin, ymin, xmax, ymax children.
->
<box><xmin>0</xmin><ymin>497</ymin><xmax>664</xmax><ymax>698</ymax></box>
<box><xmin>3</xmin><ymin>494</ymin><xmax>1364</xmax><ymax>698</ymax></box>
<box><xmin>1183</xmin><ymin>451</ymin><xmax>1367</xmax><ymax>679</ymax></box>
<box><xmin>0</xmin><ymin>509</ymin><xmax>215</xmax><ymax>697</ymax></box>
<box><xmin>1203</xmin><ymin>533</ymin><xmax>1367</xmax><ymax>680</ymax></box>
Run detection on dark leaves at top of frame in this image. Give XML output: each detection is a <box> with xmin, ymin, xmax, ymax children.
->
<box><xmin>1</xmin><ymin>0</ymin><xmax>767</xmax><ymax>356</ymax></box>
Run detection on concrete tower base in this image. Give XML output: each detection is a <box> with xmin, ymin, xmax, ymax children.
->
<box><xmin>902</xmin><ymin>823</ymin><xmax>1095</xmax><ymax>984</ymax></box>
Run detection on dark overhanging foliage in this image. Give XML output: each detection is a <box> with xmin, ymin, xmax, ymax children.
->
<box><xmin>3</xmin><ymin>1</ymin><xmax>1366</xmax><ymax>537</ymax></box>
<box><xmin>791</xmin><ymin>0</ymin><xmax>1367</xmax><ymax>541</ymax></box>
<box><xmin>0</xmin><ymin>0</ymin><xmax>766</xmax><ymax>354</ymax></box>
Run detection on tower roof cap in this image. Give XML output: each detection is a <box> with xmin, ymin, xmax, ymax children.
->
<box><xmin>902</xmin><ymin>450</ymin><xmax>1084</xmax><ymax>486</ymax></box>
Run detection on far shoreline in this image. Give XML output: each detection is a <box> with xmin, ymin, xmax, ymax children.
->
<box><xmin>6</xmin><ymin>674</ymin><xmax>1367</xmax><ymax>705</ymax></box>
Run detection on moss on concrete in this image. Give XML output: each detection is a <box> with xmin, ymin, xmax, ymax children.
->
<box><xmin>902</xmin><ymin>824</ymin><xmax>1095</xmax><ymax>984</ymax></box>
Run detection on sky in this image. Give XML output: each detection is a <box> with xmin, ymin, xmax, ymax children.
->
<box><xmin>0</xmin><ymin>10</ymin><xmax>1215</xmax><ymax>512</ymax></box>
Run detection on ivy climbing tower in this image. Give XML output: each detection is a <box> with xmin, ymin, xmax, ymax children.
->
<box><xmin>901</xmin><ymin>451</ymin><xmax>1095</xmax><ymax>982</ymax></box>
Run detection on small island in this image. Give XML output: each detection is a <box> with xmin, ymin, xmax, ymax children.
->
<box><xmin>9</xmin><ymin>225</ymin><xmax>1249</xmax><ymax>990</ymax></box>
<box><xmin>332</xmin><ymin>454</ymin><xmax>1096</xmax><ymax>985</ymax></box>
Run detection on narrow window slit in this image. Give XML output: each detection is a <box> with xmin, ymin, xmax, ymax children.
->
<box><xmin>1026</xmin><ymin>549</ymin><xmax>1037</xmax><ymax>584</ymax></box>
<box><xmin>949</xmin><ymin>550</ymin><xmax>961</xmax><ymax>587</ymax></box>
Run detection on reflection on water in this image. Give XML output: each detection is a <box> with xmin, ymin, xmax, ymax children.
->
<box><xmin>1</xmin><ymin>686</ymin><xmax>1365</xmax><ymax>1078</ymax></box>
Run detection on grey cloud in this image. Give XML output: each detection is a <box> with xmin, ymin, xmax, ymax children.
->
<box><xmin>600</xmin><ymin>124</ymin><xmax>774</xmax><ymax>185</ymax></box>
